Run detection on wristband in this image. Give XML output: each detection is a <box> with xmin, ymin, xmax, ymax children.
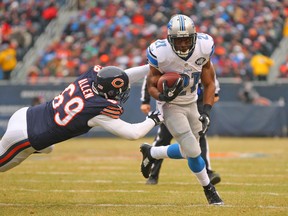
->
<box><xmin>203</xmin><ymin>104</ymin><xmax>212</xmax><ymax>116</ymax></box>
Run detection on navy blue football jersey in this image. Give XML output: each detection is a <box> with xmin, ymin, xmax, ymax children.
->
<box><xmin>27</xmin><ymin>65</ymin><xmax>123</xmax><ymax>150</ymax></box>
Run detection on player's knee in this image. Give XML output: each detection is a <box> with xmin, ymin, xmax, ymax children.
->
<box><xmin>186</xmin><ymin>148</ymin><xmax>201</xmax><ymax>158</ymax></box>
<box><xmin>176</xmin><ymin>131</ymin><xmax>201</xmax><ymax>158</ymax></box>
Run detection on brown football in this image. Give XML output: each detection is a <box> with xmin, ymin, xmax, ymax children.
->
<box><xmin>157</xmin><ymin>72</ymin><xmax>181</xmax><ymax>93</ymax></box>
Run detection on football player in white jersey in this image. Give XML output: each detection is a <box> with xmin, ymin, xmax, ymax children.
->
<box><xmin>140</xmin><ymin>14</ymin><xmax>224</xmax><ymax>205</ymax></box>
<box><xmin>140</xmin><ymin>76</ymin><xmax>221</xmax><ymax>185</ymax></box>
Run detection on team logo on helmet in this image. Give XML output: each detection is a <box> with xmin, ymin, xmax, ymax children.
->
<box><xmin>167</xmin><ymin>20</ymin><xmax>172</xmax><ymax>30</ymax></box>
<box><xmin>111</xmin><ymin>78</ymin><xmax>124</xmax><ymax>88</ymax></box>
<box><xmin>195</xmin><ymin>57</ymin><xmax>206</xmax><ymax>65</ymax></box>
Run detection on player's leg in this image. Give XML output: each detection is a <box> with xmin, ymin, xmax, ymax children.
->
<box><xmin>142</xmin><ymin>103</ymin><xmax>207</xmax><ymax>183</ymax></box>
<box><xmin>140</xmin><ymin>126</ymin><xmax>223</xmax><ymax>204</ymax></box>
<box><xmin>200</xmin><ymin>135</ymin><xmax>221</xmax><ymax>185</ymax></box>
<box><xmin>140</xmin><ymin>103</ymin><xmax>223</xmax><ymax>204</ymax></box>
<box><xmin>0</xmin><ymin>107</ymin><xmax>36</xmax><ymax>172</ymax></box>
<box><xmin>197</xmin><ymin>99</ymin><xmax>221</xmax><ymax>185</ymax></box>
<box><xmin>147</xmin><ymin>124</ymin><xmax>173</xmax><ymax>184</ymax></box>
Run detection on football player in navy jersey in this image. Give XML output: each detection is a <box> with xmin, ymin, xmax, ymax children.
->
<box><xmin>0</xmin><ymin>65</ymin><xmax>163</xmax><ymax>172</ymax></box>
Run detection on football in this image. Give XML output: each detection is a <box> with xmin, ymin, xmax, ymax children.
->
<box><xmin>157</xmin><ymin>72</ymin><xmax>181</xmax><ymax>93</ymax></box>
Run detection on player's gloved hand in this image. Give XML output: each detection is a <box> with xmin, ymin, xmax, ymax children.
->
<box><xmin>199</xmin><ymin>113</ymin><xmax>210</xmax><ymax>136</ymax></box>
<box><xmin>147</xmin><ymin>110</ymin><xmax>164</xmax><ymax>126</ymax></box>
<box><xmin>158</xmin><ymin>78</ymin><xmax>184</xmax><ymax>102</ymax></box>
<box><xmin>198</xmin><ymin>104</ymin><xmax>212</xmax><ymax>136</ymax></box>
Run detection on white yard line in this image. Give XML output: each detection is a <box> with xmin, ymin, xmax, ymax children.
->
<box><xmin>10</xmin><ymin>178</ymin><xmax>288</xmax><ymax>187</ymax></box>
<box><xmin>0</xmin><ymin>202</ymin><xmax>287</xmax><ymax>209</ymax></box>
<box><xmin>0</xmin><ymin>188</ymin><xmax>287</xmax><ymax>197</ymax></box>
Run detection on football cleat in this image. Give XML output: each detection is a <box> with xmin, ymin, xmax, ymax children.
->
<box><xmin>204</xmin><ymin>183</ymin><xmax>224</xmax><ymax>205</ymax></box>
<box><xmin>140</xmin><ymin>143</ymin><xmax>155</xmax><ymax>178</ymax></box>
<box><xmin>146</xmin><ymin>176</ymin><xmax>158</xmax><ymax>185</ymax></box>
<box><xmin>207</xmin><ymin>170</ymin><xmax>221</xmax><ymax>185</ymax></box>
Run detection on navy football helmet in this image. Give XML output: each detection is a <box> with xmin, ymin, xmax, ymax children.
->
<box><xmin>167</xmin><ymin>14</ymin><xmax>197</xmax><ymax>58</ymax></box>
<box><xmin>93</xmin><ymin>66</ymin><xmax>130</xmax><ymax>103</ymax></box>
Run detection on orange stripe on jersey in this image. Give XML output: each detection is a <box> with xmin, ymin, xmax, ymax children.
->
<box><xmin>105</xmin><ymin>107</ymin><xmax>122</xmax><ymax>114</ymax></box>
<box><xmin>100</xmin><ymin>106</ymin><xmax>123</xmax><ymax>119</ymax></box>
<box><xmin>0</xmin><ymin>141</ymin><xmax>31</xmax><ymax>164</ymax></box>
<box><xmin>100</xmin><ymin>111</ymin><xmax>120</xmax><ymax>119</ymax></box>
<box><xmin>106</xmin><ymin>106</ymin><xmax>123</xmax><ymax>113</ymax></box>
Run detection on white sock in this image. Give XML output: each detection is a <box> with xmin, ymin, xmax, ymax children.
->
<box><xmin>150</xmin><ymin>146</ymin><xmax>169</xmax><ymax>159</ymax></box>
<box><xmin>194</xmin><ymin>168</ymin><xmax>210</xmax><ymax>186</ymax></box>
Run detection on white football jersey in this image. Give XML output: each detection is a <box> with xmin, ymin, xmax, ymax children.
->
<box><xmin>147</xmin><ymin>33</ymin><xmax>214</xmax><ymax>105</ymax></box>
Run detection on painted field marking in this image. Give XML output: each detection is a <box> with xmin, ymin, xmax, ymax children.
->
<box><xmin>0</xmin><ymin>202</ymin><xmax>287</xmax><ymax>209</ymax></box>
<box><xmin>0</xmin><ymin>188</ymin><xmax>287</xmax><ymax>197</ymax></box>
<box><xmin>210</xmin><ymin>152</ymin><xmax>269</xmax><ymax>158</ymax></box>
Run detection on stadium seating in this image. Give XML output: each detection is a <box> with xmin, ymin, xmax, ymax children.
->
<box><xmin>1</xmin><ymin>0</ymin><xmax>287</xmax><ymax>80</ymax></box>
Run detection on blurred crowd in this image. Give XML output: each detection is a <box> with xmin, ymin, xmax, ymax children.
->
<box><xmin>1</xmin><ymin>0</ymin><xmax>288</xmax><ymax>81</ymax></box>
<box><xmin>0</xmin><ymin>0</ymin><xmax>63</xmax><ymax>79</ymax></box>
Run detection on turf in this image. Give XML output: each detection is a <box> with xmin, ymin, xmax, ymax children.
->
<box><xmin>0</xmin><ymin>137</ymin><xmax>287</xmax><ymax>216</ymax></box>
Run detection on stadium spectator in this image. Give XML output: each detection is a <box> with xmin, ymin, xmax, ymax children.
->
<box><xmin>0</xmin><ymin>41</ymin><xmax>17</xmax><ymax>80</ymax></box>
<box><xmin>42</xmin><ymin>2</ymin><xmax>58</xmax><ymax>25</ymax></box>
<box><xmin>250</xmin><ymin>52</ymin><xmax>274</xmax><ymax>81</ymax></box>
<box><xmin>279</xmin><ymin>55</ymin><xmax>288</xmax><ymax>78</ymax></box>
<box><xmin>284</xmin><ymin>17</ymin><xmax>288</xmax><ymax>37</ymax></box>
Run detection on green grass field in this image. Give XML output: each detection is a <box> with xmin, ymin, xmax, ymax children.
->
<box><xmin>0</xmin><ymin>137</ymin><xmax>287</xmax><ymax>216</ymax></box>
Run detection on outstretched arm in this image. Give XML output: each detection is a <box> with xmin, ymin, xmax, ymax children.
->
<box><xmin>124</xmin><ymin>64</ymin><xmax>149</xmax><ymax>84</ymax></box>
<box><xmin>88</xmin><ymin>112</ymin><xmax>163</xmax><ymax>140</ymax></box>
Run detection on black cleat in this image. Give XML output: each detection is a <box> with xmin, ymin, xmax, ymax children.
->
<box><xmin>140</xmin><ymin>143</ymin><xmax>155</xmax><ymax>178</ymax></box>
<box><xmin>146</xmin><ymin>176</ymin><xmax>158</xmax><ymax>185</ymax></box>
<box><xmin>204</xmin><ymin>184</ymin><xmax>224</xmax><ymax>205</ymax></box>
<box><xmin>208</xmin><ymin>170</ymin><xmax>221</xmax><ymax>186</ymax></box>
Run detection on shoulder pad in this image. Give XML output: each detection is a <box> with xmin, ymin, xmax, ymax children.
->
<box><xmin>196</xmin><ymin>33</ymin><xmax>215</xmax><ymax>57</ymax></box>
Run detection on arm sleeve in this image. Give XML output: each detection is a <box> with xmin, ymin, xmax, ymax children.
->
<box><xmin>140</xmin><ymin>76</ymin><xmax>151</xmax><ymax>104</ymax></box>
<box><xmin>124</xmin><ymin>64</ymin><xmax>149</xmax><ymax>84</ymax></box>
<box><xmin>88</xmin><ymin>114</ymin><xmax>155</xmax><ymax>140</ymax></box>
